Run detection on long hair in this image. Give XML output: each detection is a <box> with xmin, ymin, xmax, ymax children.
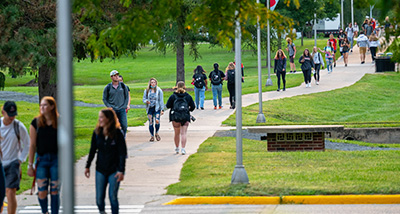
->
<box><xmin>146</xmin><ymin>77</ymin><xmax>158</xmax><ymax>96</ymax></box>
<box><xmin>274</xmin><ymin>49</ymin><xmax>286</xmax><ymax>59</ymax></box>
<box><xmin>37</xmin><ymin>96</ymin><xmax>58</xmax><ymax>129</ymax></box>
<box><xmin>369</xmin><ymin>33</ymin><xmax>378</xmax><ymax>41</ymax></box>
<box><xmin>174</xmin><ymin>81</ymin><xmax>186</xmax><ymax>94</ymax></box>
<box><xmin>311</xmin><ymin>46</ymin><xmax>318</xmax><ymax>59</ymax></box>
<box><xmin>95</xmin><ymin>108</ymin><xmax>120</xmax><ymax>138</ymax></box>
<box><xmin>225</xmin><ymin>62</ymin><xmax>235</xmax><ymax>73</ymax></box>
<box><xmin>286</xmin><ymin>38</ymin><xmax>292</xmax><ymax>44</ymax></box>
<box><xmin>194</xmin><ymin>65</ymin><xmax>205</xmax><ymax>75</ymax></box>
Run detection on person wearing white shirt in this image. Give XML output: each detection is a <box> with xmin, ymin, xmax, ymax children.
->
<box><xmin>312</xmin><ymin>46</ymin><xmax>325</xmax><ymax>85</ymax></box>
<box><xmin>0</xmin><ymin>101</ymin><xmax>30</xmax><ymax>214</ymax></box>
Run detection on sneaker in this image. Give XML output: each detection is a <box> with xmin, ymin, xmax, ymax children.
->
<box><xmin>283</xmin><ymin>88</ymin><xmax>286</xmax><ymax>91</ymax></box>
<box><xmin>149</xmin><ymin>136</ymin><xmax>154</xmax><ymax>142</ymax></box>
<box><xmin>361</xmin><ymin>61</ymin><xmax>365</xmax><ymax>64</ymax></box>
<box><xmin>345</xmin><ymin>64</ymin><xmax>347</xmax><ymax>67</ymax></box>
<box><xmin>277</xmin><ymin>89</ymin><xmax>280</xmax><ymax>92</ymax></box>
<box><xmin>200</xmin><ymin>107</ymin><xmax>204</xmax><ymax>110</ymax></box>
<box><xmin>175</xmin><ymin>147</ymin><xmax>179</xmax><ymax>154</ymax></box>
<box><xmin>334</xmin><ymin>63</ymin><xmax>336</xmax><ymax>67</ymax></box>
<box><xmin>219</xmin><ymin>106</ymin><xmax>223</xmax><ymax>109</ymax></box>
<box><xmin>293</xmin><ymin>70</ymin><xmax>296</xmax><ymax>73</ymax></box>
<box><xmin>308</xmin><ymin>83</ymin><xmax>311</xmax><ymax>88</ymax></box>
<box><xmin>100</xmin><ymin>212</ymin><xmax>107</xmax><ymax>214</ymax></box>
<box><xmin>351</xmin><ymin>49</ymin><xmax>353</xmax><ymax>52</ymax></box>
<box><xmin>306</xmin><ymin>84</ymin><xmax>309</xmax><ymax>88</ymax></box>
<box><xmin>214</xmin><ymin>106</ymin><xmax>217</xmax><ymax>110</ymax></box>
<box><xmin>181</xmin><ymin>148</ymin><xmax>186</xmax><ymax>155</ymax></box>
<box><xmin>316</xmin><ymin>81</ymin><xmax>319</xmax><ymax>85</ymax></box>
<box><xmin>155</xmin><ymin>134</ymin><xmax>161</xmax><ymax>141</ymax></box>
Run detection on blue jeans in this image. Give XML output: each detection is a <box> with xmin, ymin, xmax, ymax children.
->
<box><xmin>114</xmin><ymin>108</ymin><xmax>127</xmax><ymax>138</ymax></box>
<box><xmin>194</xmin><ymin>86</ymin><xmax>205</xmax><ymax>108</ymax></box>
<box><xmin>36</xmin><ymin>153</ymin><xmax>59</xmax><ymax>214</ymax></box>
<box><xmin>96</xmin><ymin>171</ymin><xmax>120</xmax><ymax>214</ymax></box>
<box><xmin>211</xmin><ymin>84</ymin><xmax>223</xmax><ymax>107</ymax></box>
<box><xmin>147</xmin><ymin>106</ymin><xmax>161</xmax><ymax>136</ymax></box>
<box><xmin>326</xmin><ymin>58</ymin><xmax>333</xmax><ymax>73</ymax></box>
<box><xmin>0</xmin><ymin>163</ymin><xmax>5</xmax><ymax>211</ymax></box>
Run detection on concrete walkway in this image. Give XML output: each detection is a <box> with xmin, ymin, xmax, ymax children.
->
<box><xmin>16</xmin><ymin>45</ymin><xmax>377</xmax><ymax>208</ymax></box>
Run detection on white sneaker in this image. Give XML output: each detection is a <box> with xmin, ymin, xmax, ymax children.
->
<box><xmin>306</xmin><ymin>83</ymin><xmax>309</xmax><ymax>88</ymax></box>
<box><xmin>175</xmin><ymin>147</ymin><xmax>179</xmax><ymax>154</ymax></box>
<box><xmin>181</xmin><ymin>148</ymin><xmax>186</xmax><ymax>155</ymax></box>
<box><xmin>309</xmin><ymin>83</ymin><xmax>311</xmax><ymax>88</ymax></box>
<box><xmin>316</xmin><ymin>81</ymin><xmax>319</xmax><ymax>85</ymax></box>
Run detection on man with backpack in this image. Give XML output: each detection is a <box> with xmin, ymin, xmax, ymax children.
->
<box><xmin>208</xmin><ymin>63</ymin><xmax>225</xmax><ymax>110</ymax></box>
<box><xmin>1</xmin><ymin>101</ymin><xmax>30</xmax><ymax>214</ymax></box>
<box><xmin>103</xmin><ymin>70</ymin><xmax>130</xmax><ymax>137</ymax></box>
<box><xmin>192</xmin><ymin>66</ymin><xmax>208</xmax><ymax>110</ymax></box>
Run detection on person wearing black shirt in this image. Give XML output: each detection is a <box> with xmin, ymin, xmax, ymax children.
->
<box><xmin>27</xmin><ymin>96</ymin><xmax>60</xmax><ymax>214</ymax></box>
<box><xmin>85</xmin><ymin>108</ymin><xmax>127</xmax><ymax>214</ymax></box>
<box><xmin>299</xmin><ymin>49</ymin><xmax>315</xmax><ymax>88</ymax></box>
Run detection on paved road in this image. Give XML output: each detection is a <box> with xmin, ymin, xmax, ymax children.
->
<box><xmin>12</xmin><ymin>46</ymin><xmax>399</xmax><ymax>213</ymax></box>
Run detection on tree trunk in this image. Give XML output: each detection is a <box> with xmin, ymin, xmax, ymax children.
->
<box><xmin>38</xmin><ymin>65</ymin><xmax>57</xmax><ymax>103</ymax></box>
<box><xmin>176</xmin><ymin>34</ymin><xmax>185</xmax><ymax>84</ymax></box>
<box><xmin>265</xmin><ymin>40</ymin><xmax>269</xmax><ymax>68</ymax></box>
<box><xmin>301</xmin><ymin>30</ymin><xmax>304</xmax><ymax>46</ymax></box>
<box><xmin>277</xmin><ymin>32</ymin><xmax>282</xmax><ymax>50</ymax></box>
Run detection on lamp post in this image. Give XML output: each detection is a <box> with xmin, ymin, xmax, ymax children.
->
<box><xmin>265</xmin><ymin>0</ymin><xmax>273</xmax><ymax>86</ymax></box>
<box><xmin>314</xmin><ymin>0</ymin><xmax>317</xmax><ymax>47</ymax></box>
<box><xmin>341</xmin><ymin>0</ymin><xmax>344</xmax><ymax>30</ymax></box>
<box><xmin>256</xmin><ymin>0</ymin><xmax>266</xmax><ymax>123</ymax></box>
<box><xmin>57</xmin><ymin>0</ymin><xmax>75</xmax><ymax>212</ymax></box>
<box><xmin>231</xmin><ymin>11</ymin><xmax>249</xmax><ymax>185</ymax></box>
<box><xmin>351</xmin><ymin>0</ymin><xmax>354</xmax><ymax>26</ymax></box>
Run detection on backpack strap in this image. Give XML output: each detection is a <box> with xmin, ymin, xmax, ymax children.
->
<box><xmin>13</xmin><ymin>120</ymin><xmax>21</xmax><ymax>152</ymax></box>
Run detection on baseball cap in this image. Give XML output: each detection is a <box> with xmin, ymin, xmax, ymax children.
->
<box><xmin>110</xmin><ymin>70</ymin><xmax>119</xmax><ymax>76</ymax></box>
<box><xmin>3</xmin><ymin>101</ymin><xmax>17</xmax><ymax>117</ymax></box>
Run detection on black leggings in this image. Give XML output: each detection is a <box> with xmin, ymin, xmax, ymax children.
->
<box><xmin>370</xmin><ymin>47</ymin><xmax>377</xmax><ymax>61</ymax></box>
<box><xmin>314</xmin><ymin>64</ymin><xmax>321</xmax><ymax>81</ymax></box>
<box><xmin>276</xmin><ymin>70</ymin><xmax>286</xmax><ymax>89</ymax></box>
<box><xmin>227</xmin><ymin>84</ymin><xmax>235</xmax><ymax>107</ymax></box>
<box><xmin>302</xmin><ymin>69</ymin><xmax>312</xmax><ymax>84</ymax></box>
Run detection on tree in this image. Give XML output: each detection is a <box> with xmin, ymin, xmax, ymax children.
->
<box><xmin>0</xmin><ymin>0</ymin><xmax>90</xmax><ymax>101</ymax></box>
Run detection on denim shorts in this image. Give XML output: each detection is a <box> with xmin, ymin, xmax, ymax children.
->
<box><xmin>36</xmin><ymin>153</ymin><xmax>59</xmax><ymax>192</ymax></box>
<box><xmin>3</xmin><ymin>159</ymin><xmax>20</xmax><ymax>190</ymax></box>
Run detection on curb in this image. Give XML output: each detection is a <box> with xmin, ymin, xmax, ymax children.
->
<box><xmin>164</xmin><ymin>195</ymin><xmax>400</xmax><ymax>205</ymax></box>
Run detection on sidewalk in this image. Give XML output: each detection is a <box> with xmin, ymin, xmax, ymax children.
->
<box><xmin>17</xmin><ymin>45</ymin><xmax>378</xmax><ymax>207</ymax></box>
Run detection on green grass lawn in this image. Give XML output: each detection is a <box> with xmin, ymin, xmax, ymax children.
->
<box><xmin>223</xmin><ymin>72</ymin><xmax>400</xmax><ymax>127</ymax></box>
<box><xmin>166</xmin><ymin>137</ymin><xmax>400</xmax><ymax>196</ymax></box>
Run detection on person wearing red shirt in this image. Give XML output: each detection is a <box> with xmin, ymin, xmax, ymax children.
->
<box><xmin>328</xmin><ymin>34</ymin><xmax>337</xmax><ymax>67</ymax></box>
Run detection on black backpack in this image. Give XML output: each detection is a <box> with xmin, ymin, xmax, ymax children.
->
<box><xmin>193</xmin><ymin>73</ymin><xmax>204</xmax><ymax>89</ymax></box>
<box><xmin>171</xmin><ymin>94</ymin><xmax>190</xmax><ymax>122</ymax></box>
<box><xmin>227</xmin><ymin>69</ymin><xmax>235</xmax><ymax>85</ymax></box>
<box><xmin>210</xmin><ymin>71</ymin><xmax>222</xmax><ymax>85</ymax></box>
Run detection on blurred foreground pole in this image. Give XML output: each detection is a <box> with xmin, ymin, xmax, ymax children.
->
<box><xmin>314</xmin><ymin>0</ymin><xmax>317</xmax><ymax>46</ymax></box>
<box><xmin>57</xmin><ymin>0</ymin><xmax>75</xmax><ymax>212</ymax></box>
<box><xmin>265</xmin><ymin>0</ymin><xmax>273</xmax><ymax>86</ymax></box>
<box><xmin>256</xmin><ymin>0</ymin><xmax>266</xmax><ymax>123</ymax></box>
<box><xmin>231</xmin><ymin>11</ymin><xmax>249</xmax><ymax>185</ymax></box>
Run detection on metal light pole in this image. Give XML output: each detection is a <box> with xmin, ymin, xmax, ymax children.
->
<box><xmin>314</xmin><ymin>0</ymin><xmax>317</xmax><ymax>46</ymax></box>
<box><xmin>231</xmin><ymin>11</ymin><xmax>249</xmax><ymax>185</ymax></box>
<box><xmin>351</xmin><ymin>0</ymin><xmax>354</xmax><ymax>26</ymax></box>
<box><xmin>256</xmin><ymin>0</ymin><xmax>266</xmax><ymax>123</ymax></box>
<box><xmin>341</xmin><ymin>0</ymin><xmax>344</xmax><ymax>30</ymax></box>
<box><xmin>370</xmin><ymin>5</ymin><xmax>374</xmax><ymax>19</ymax></box>
<box><xmin>57</xmin><ymin>0</ymin><xmax>75</xmax><ymax>212</ymax></box>
<box><xmin>265</xmin><ymin>0</ymin><xmax>273</xmax><ymax>86</ymax></box>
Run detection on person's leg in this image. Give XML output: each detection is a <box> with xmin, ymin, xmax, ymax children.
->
<box><xmin>315</xmin><ymin>64</ymin><xmax>320</xmax><ymax>82</ymax></box>
<box><xmin>231</xmin><ymin>84</ymin><xmax>236</xmax><ymax>108</ymax></box>
<box><xmin>154</xmin><ymin>110</ymin><xmax>161</xmax><ymax>137</ymax></box>
<box><xmin>194</xmin><ymin>87</ymin><xmax>200</xmax><ymax>108</ymax></box>
<box><xmin>0</xmin><ymin>164</ymin><xmax>5</xmax><ymax>213</ymax></box>
<box><xmin>228</xmin><ymin>85</ymin><xmax>234</xmax><ymax>107</ymax></box>
<box><xmin>276</xmin><ymin>71</ymin><xmax>281</xmax><ymax>90</ymax></box>
<box><xmin>282</xmin><ymin>71</ymin><xmax>286</xmax><ymax>90</ymax></box>
<box><xmin>147</xmin><ymin>108</ymin><xmax>155</xmax><ymax>137</ymax></box>
<box><xmin>211</xmin><ymin>85</ymin><xmax>217</xmax><ymax>107</ymax></box>
<box><xmin>108</xmin><ymin>172</ymin><xmax>120</xmax><ymax>214</ymax></box>
<box><xmin>172</xmin><ymin>121</ymin><xmax>181</xmax><ymax>149</ymax></box>
<box><xmin>200</xmin><ymin>86</ymin><xmax>205</xmax><ymax>108</ymax></box>
<box><xmin>307</xmin><ymin>69</ymin><xmax>312</xmax><ymax>84</ymax></box>
<box><xmin>350</xmin><ymin>38</ymin><xmax>354</xmax><ymax>51</ymax></box>
<box><xmin>302</xmin><ymin>70</ymin><xmax>307</xmax><ymax>85</ymax></box>
<box><xmin>36</xmin><ymin>155</ymin><xmax>50</xmax><ymax>214</ymax></box>
<box><xmin>95</xmin><ymin>171</ymin><xmax>107</xmax><ymax>213</ymax></box>
<box><xmin>115</xmin><ymin>109</ymin><xmax>127</xmax><ymax>138</ymax></box>
<box><xmin>49</xmin><ymin>154</ymin><xmax>60</xmax><ymax>214</ymax></box>
<box><xmin>4</xmin><ymin>160</ymin><xmax>20</xmax><ymax>214</ymax></box>
<box><xmin>217</xmin><ymin>84</ymin><xmax>223</xmax><ymax>107</ymax></box>
<box><xmin>333</xmin><ymin>51</ymin><xmax>336</xmax><ymax>65</ymax></box>
<box><xmin>180</xmin><ymin>122</ymin><xmax>189</xmax><ymax>149</ymax></box>
<box><xmin>371</xmin><ymin>47</ymin><xmax>376</xmax><ymax>61</ymax></box>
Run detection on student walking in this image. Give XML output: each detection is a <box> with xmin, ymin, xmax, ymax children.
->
<box><xmin>328</xmin><ymin>34</ymin><xmax>337</xmax><ymax>67</ymax></box>
<box><xmin>192</xmin><ymin>66</ymin><xmax>207</xmax><ymax>110</ymax></box>
<box><xmin>285</xmin><ymin>38</ymin><xmax>297</xmax><ymax>73</ymax></box>
<box><xmin>208</xmin><ymin>63</ymin><xmax>225</xmax><ymax>109</ymax></box>
<box><xmin>225</xmin><ymin>62</ymin><xmax>236</xmax><ymax>109</ymax></box>
<box><xmin>27</xmin><ymin>96</ymin><xmax>60</xmax><ymax>214</ymax></box>
<box><xmin>312</xmin><ymin>47</ymin><xmax>324</xmax><ymax>85</ymax></box>
<box><xmin>143</xmin><ymin>78</ymin><xmax>164</xmax><ymax>142</ymax></box>
<box><xmin>103</xmin><ymin>70</ymin><xmax>129</xmax><ymax>137</ymax></box>
<box><xmin>338</xmin><ymin>29</ymin><xmax>346</xmax><ymax>56</ymax></box>
<box><xmin>274</xmin><ymin>49</ymin><xmax>287</xmax><ymax>91</ymax></box>
<box><xmin>341</xmin><ymin>37</ymin><xmax>350</xmax><ymax>66</ymax></box>
<box><xmin>320</xmin><ymin>41</ymin><xmax>334</xmax><ymax>74</ymax></box>
<box><xmin>85</xmin><ymin>108</ymin><xmax>127</xmax><ymax>214</ymax></box>
<box><xmin>1</xmin><ymin>101</ymin><xmax>30</xmax><ymax>214</ymax></box>
<box><xmin>166</xmin><ymin>81</ymin><xmax>195</xmax><ymax>155</ymax></box>
<box><xmin>353</xmin><ymin>22</ymin><xmax>359</xmax><ymax>38</ymax></box>
<box><xmin>357</xmin><ymin>32</ymin><xmax>369</xmax><ymax>64</ymax></box>
<box><xmin>118</xmin><ymin>75</ymin><xmax>131</xmax><ymax>113</ymax></box>
<box><xmin>345</xmin><ymin>23</ymin><xmax>355</xmax><ymax>52</ymax></box>
<box><xmin>368</xmin><ymin>33</ymin><xmax>380</xmax><ymax>62</ymax></box>
<box><xmin>299</xmin><ymin>49</ymin><xmax>314</xmax><ymax>88</ymax></box>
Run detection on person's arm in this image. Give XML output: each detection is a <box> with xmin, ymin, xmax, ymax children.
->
<box><xmin>166</xmin><ymin>94</ymin><xmax>174</xmax><ymax>109</ymax></box>
<box><xmin>143</xmin><ymin>89</ymin><xmax>149</xmax><ymax>104</ymax></box>
<box><xmin>187</xmin><ymin>94</ymin><xmax>196</xmax><ymax>112</ymax></box>
<box><xmin>159</xmin><ymin>88</ymin><xmax>165</xmax><ymax>115</ymax></box>
<box><xmin>115</xmin><ymin>131</ymin><xmax>127</xmax><ymax>182</ymax></box>
<box><xmin>102</xmin><ymin>84</ymin><xmax>111</xmax><ymax>107</ymax></box>
<box><xmin>293</xmin><ymin>45</ymin><xmax>297</xmax><ymax>56</ymax></box>
<box><xmin>122</xmin><ymin>84</ymin><xmax>129</xmax><ymax>109</ymax></box>
<box><xmin>18</xmin><ymin>123</ymin><xmax>30</xmax><ymax>163</ymax></box>
<box><xmin>320</xmin><ymin>53</ymin><xmax>325</xmax><ymax>67</ymax></box>
<box><xmin>299</xmin><ymin>56</ymin><xmax>304</xmax><ymax>63</ymax></box>
<box><xmin>282</xmin><ymin>58</ymin><xmax>286</xmax><ymax>71</ymax></box>
<box><xmin>127</xmin><ymin>91</ymin><xmax>131</xmax><ymax>111</ymax></box>
<box><xmin>27</xmin><ymin>124</ymin><xmax>36</xmax><ymax>177</ymax></box>
<box><xmin>204</xmin><ymin>74</ymin><xmax>208</xmax><ymax>90</ymax></box>
<box><xmin>84</xmin><ymin>131</ymin><xmax>98</xmax><ymax>178</ymax></box>
<box><xmin>274</xmin><ymin>59</ymin><xmax>277</xmax><ymax>73</ymax></box>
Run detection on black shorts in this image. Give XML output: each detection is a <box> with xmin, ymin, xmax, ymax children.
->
<box><xmin>289</xmin><ymin>55</ymin><xmax>294</xmax><ymax>63</ymax></box>
<box><xmin>4</xmin><ymin>160</ymin><xmax>20</xmax><ymax>190</ymax></box>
